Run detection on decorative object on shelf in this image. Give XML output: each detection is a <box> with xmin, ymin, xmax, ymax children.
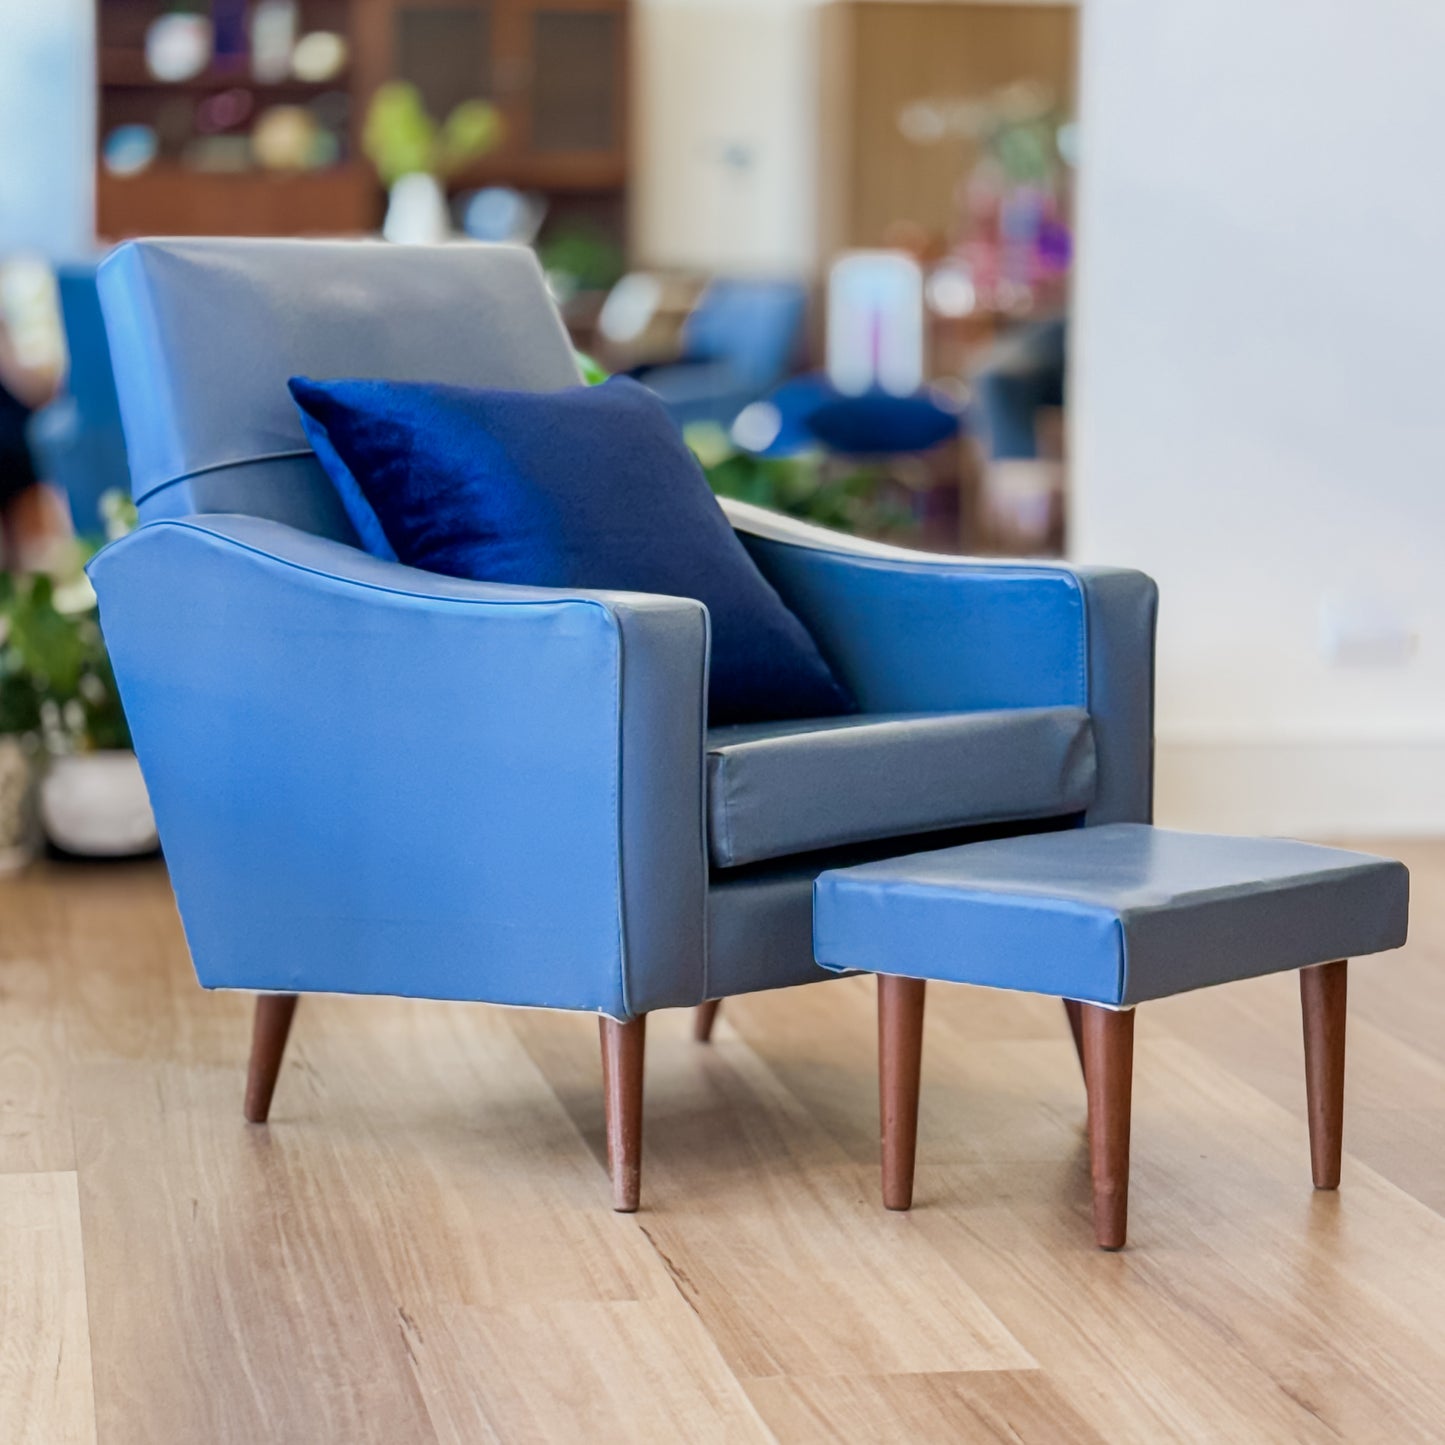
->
<box><xmin>194</xmin><ymin>87</ymin><xmax>255</xmax><ymax>135</ymax></box>
<box><xmin>249</xmin><ymin>0</ymin><xmax>299</xmax><ymax>84</ymax></box>
<box><xmin>307</xmin><ymin>128</ymin><xmax>341</xmax><ymax>170</ymax></box>
<box><xmin>0</xmin><ymin>493</ymin><xmax>155</xmax><ymax>863</ymax></box>
<box><xmin>364</xmin><ymin>82</ymin><xmax>504</xmax><ymax>245</ymax></box>
<box><xmin>250</xmin><ymin>104</ymin><xmax>320</xmax><ymax>171</ymax></box>
<box><xmin>461</xmin><ymin>187</ymin><xmax>546</xmax><ymax>246</ymax></box>
<box><xmin>210</xmin><ymin>0</ymin><xmax>250</xmax><ymax>68</ymax></box>
<box><xmin>145</xmin><ymin>9</ymin><xmax>214</xmax><ymax>83</ymax></box>
<box><xmin>291</xmin><ymin>31</ymin><xmax>348</xmax><ymax>84</ymax></box>
<box><xmin>182</xmin><ymin>135</ymin><xmax>254</xmax><ymax>173</ymax></box>
<box><xmin>103</xmin><ymin>125</ymin><xmax>160</xmax><ymax>178</ymax></box>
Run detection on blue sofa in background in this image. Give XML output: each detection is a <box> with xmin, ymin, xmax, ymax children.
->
<box><xmin>89</xmin><ymin>238</ymin><xmax>1157</xmax><ymax>1210</ymax></box>
<box><xmin>26</xmin><ymin>263</ymin><xmax>132</xmax><ymax>535</ymax></box>
<box><xmin>635</xmin><ymin>277</ymin><xmax>808</xmax><ymax>430</ymax></box>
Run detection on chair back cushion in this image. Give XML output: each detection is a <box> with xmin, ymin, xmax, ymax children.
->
<box><xmin>289</xmin><ymin>373</ymin><xmax>855</xmax><ymax>726</ymax></box>
<box><xmin>680</xmin><ymin>279</ymin><xmax>806</xmax><ymax>387</ymax></box>
<box><xmin>97</xmin><ymin>238</ymin><xmax>579</xmax><ymax>538</ymax></box>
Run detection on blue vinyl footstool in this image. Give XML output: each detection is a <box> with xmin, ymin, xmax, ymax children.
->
<box><xmin>813</xmin><ymin>824</ymin><xmax>1410</xmax><ymax>1248</ymax></box>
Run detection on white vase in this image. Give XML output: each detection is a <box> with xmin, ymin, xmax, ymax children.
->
<box><xmin>40</xmin><ymin>751</ymin><xmax>158</xmax><ymax>859</ymax></box>
<box><xmin>382</xmin><ymin>172</ymin><xmax>451</xmax><ymax>245</ymax></box>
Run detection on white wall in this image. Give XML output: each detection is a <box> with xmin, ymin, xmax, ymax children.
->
<box><xmin>0</xmin><ymin>0</ymin><xmax>95</xmax><ymax>259</ymax></box>
<box><xmin>631</xmin><ymin>0</ymin><xmax>823</xmax><ymax>275</ymax></box>
<box><xmin>1071</xmin><ymin>0</ymin><xmax>1445</xmax><ymax>835</ymax></box>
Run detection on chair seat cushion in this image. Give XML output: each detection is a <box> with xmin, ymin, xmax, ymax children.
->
<box><xmin>288</xmin><ymin>374</ymin><xmax>855</xmax><ymax>727</ymax></box>
<box><xmin>706</xmin><ymin>705</ymin><xmax>1095</xmax><ymax>868</ymax></box>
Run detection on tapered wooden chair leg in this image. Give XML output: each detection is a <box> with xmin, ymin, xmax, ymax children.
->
<box><xmin>1082</xmin><ymin>1004</ymin><xmax>1134</xmax><ymax>1250</ymax></box>
<box><xmin>693</xmin><ymin>999</ymin><xmax>721</xmax><ymax>1043</ymax></box>
<box><xmin>1063</xmin><ymin>999</ymin><xmax>1087</xmax><ymax>1081</ymax></box>
<box><xmin>878</xmin><ymin>974</ymin><xmax>927</xmax><ymax>1210</ymax></box>
<box><xmin>600</xmin><ymin>1015</ymin><xmax>647</xmax><ymax>1212</ymax></box>
<box><xmin>1300</xmin><ymin>960</ymin><xmax>1347</xmax><ymax>1190</ymax></box>
<box><xmin>244</xmin><ymin>993</ymin><xmax>299</xmax><ymax>1124</ymax></box>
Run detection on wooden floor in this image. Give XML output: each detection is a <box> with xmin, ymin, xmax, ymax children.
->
<box><xmin>3</xmin><ymin>841</ymin><xmax>1445</xmax><ymax>1443</ymax></box>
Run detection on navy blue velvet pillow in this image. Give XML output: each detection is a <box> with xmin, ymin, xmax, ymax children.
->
<box><xmin>289</xmin><ymin>374</ymin><xmax>854</xmax><ymax>726</ymax></box>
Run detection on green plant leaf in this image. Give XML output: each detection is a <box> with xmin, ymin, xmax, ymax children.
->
<box><xmin>686</xmin><ymin>431</ymin><xmax>912</xmax><ymax>539</ymax></box>
<box><xmin>574</xmin><ymin>351</ymin><xmax>610</xmax><ymax>386</ymax></box>
<box><xmin>437</xmin><ymin>100</ymin><xmax>503</xmax><ymax>177</ymax></box>
<box><xmin>363</xmin><ymin>82</ymin><xmax>438</xmax><ymax>185</ymax></box>
<box><xmin>538</xmin><ymin>224</ymin><xmax>624</xmax><ymax>293</ymax></box>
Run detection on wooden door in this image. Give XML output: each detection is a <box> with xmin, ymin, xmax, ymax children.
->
<box><xmin>821</xmin><ymin>1</ymin><xmax>1078</xmax><ymax>252</ymax></box>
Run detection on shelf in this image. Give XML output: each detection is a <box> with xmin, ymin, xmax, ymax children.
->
<box><xmin>95</xmin><ymin>1</ymin><xmax>630</xmax><ymax>239</ymax></box>
<box><xmin>102</xmin><ymin>160</ymin><xmax>365</xmax><ymax>182</ymax></box>
<box><xmin>97</xmin><ymin>163</ymin><xmax>379</xmax><ymax>239</ymax></box>
<box><xmin>100</xmin><ymin>52</ymin><xmax>351</xmax><ymax>92</ymax></box>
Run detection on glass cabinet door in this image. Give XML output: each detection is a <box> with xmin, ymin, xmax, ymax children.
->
<box><xmin>392</xmin><ymin>3</ymin><xmax>495</xmax><ymax>117</ymax></box>
<box><xmin>527</xmin><ymin>5</ymin><xmax>624</xmax><ymax>155</ymax></box>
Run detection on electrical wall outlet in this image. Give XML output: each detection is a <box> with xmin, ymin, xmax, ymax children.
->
<box><xmin>1318</xmin><ymin>592</ymin><xmax>1418</xmax><ymax>667</ymax></box>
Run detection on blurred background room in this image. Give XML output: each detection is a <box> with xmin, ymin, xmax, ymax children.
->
<box><xmin>2</xmin><ymin>0</ymin><xmax>1433</xmax><ymax>849</ymax></box>
<box><xmin>0</xmin><ymin>0</ymin><xmax>1094</xmax><ymax>872</ymax></box>
<box><xmin>0</xmin><ymin>0</ymin><xmax>1440</xmax><ymax>892</ymax></box>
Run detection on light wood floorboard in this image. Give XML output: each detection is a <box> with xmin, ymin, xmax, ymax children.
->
<box><xmin>0</xmin><ymin>839</ymin><xmax>1440</xmax><ymax>1442</ymax></box>
<box><xmin>0</xmin><ymin>1170</ymin><xmax>96</xmax><ymax>1445</ymax></box>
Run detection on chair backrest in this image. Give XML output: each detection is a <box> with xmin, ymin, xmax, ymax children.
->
<box><xmin>98</xmin><ymin>238</ymin><xmax>581</xmax><ymax>538</ymax></box>
<box><xmin>679</xmin><ymin>278</ymin><xmax>806</xmax><ymax>389</ymax></box>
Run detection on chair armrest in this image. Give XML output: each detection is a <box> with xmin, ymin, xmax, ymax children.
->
<box><xmin>88</xmin><ymin>515</ymin><xmax>710</xmax><ymax>1018</ymax></box>
<box><xmin>723</xmin><ymin>500</ymin><xmax>1158</xmax><ymax>824</ymax></box>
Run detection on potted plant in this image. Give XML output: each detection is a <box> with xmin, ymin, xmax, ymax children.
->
<box><xmin>0</xmin><ymin>594</ymin><xmax>43</xmax><ymax>871</ymax></box>
<box><xmin>363</xmin><ymin>82</ymin><xmax>503</xmax><ymax>244</ymax></box>
<box><xmin>0</xmin><ymin>494</ymin><xmax>156</xmax><ymax>860</ymax></box>
<box><xmin>576</xmin><ymin>357</ymin><xmax>918</xmax><ymax>539</ymax></box>
<box><xmin>684</xmin><ymin>422</ymin><xmax>916</xmax><ymax>538</ymax></box>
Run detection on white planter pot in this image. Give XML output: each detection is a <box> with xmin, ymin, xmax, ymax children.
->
<box><xmin>40</xmin><ymin>751</ymin><xmax>158</xmax><ymax>858</ymax></box>
<box><xmin>382</xmin><ymin>172</ymin><xmax>450</xmax><ymax>245</ymax></box>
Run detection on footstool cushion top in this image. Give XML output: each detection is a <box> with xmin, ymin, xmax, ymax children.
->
<box><xmin>813</xmin><ymin>824</ymin><xmax>1408</xmax><ymax>1006</ymax></box>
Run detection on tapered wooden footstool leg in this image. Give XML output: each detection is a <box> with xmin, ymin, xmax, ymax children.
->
<box><xmin>693</xmin><ymin>999</ymin><xmax>721</xmax><ymax>1043</ymax></box>
<box><xmin>1082</xmin><ymin>1004</ymin><xmax>1134</xmax><ymax>1249</ymax></box>
<box><xmin>878</xmin><ymin>974</ymin><xmax>927</xmax><ymax>1210</ymax></box>
<box><xmin>1063</xmin><ymin>999</ymin><xmax>1087</xmax><ymax>1080</ymax></box>
<box><xmin>1300</xmin><ymin>960</ymin><xmax>1347</xmax><ymax>1189</ymax></box>
<box><xmin>244</xmin><ymin>993</ymin><xmax>299</xmax><ymax>1124</ymax></box>
<box><xmin>600</xmin><ymin>1015</ymin><xmax>647</xmax><ymax>1212</ymax></box>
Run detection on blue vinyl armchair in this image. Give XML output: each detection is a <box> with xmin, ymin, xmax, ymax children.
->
<box><xmin>89</xmin><ymin>239</ymin><xmax>1156</xmax><ymax>1210</ymax></box>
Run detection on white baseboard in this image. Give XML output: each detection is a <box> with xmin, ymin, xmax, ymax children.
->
<box><xmin>1154</xmin><ymin>736</ymin><xmax>1445</xmax><ymax>837</ymax></box>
